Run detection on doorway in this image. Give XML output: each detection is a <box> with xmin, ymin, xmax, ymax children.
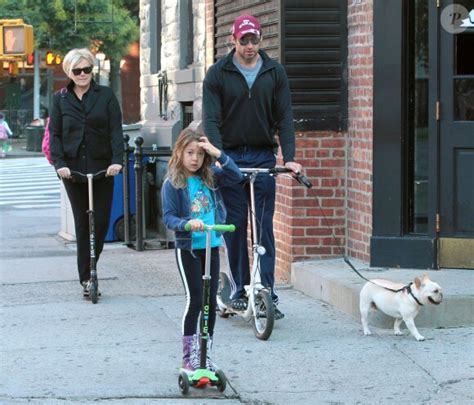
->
<box><xmin>438</xmin><ymin>0</ymin><xmax>474</xmax><ymax>268</ymax></box>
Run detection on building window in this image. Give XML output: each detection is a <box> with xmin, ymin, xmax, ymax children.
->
<box><xmin>179</xmin><ymin>0</ymin><xmax>194</xmax><ymax>69</ymax></box>
<box><xmin>454</xmin><ymin>32</ymin><xmax>474</xmax><ymax>121</ymax></box>
<box><xmin>406</xmin><ymin>0</ymin><xmax>429</xmax><ymax>234</ymax></box>
<box><xmin>182</xmin><ymin>102</ymin><xmax>193</xmax><ymax>128</ymax></box>
<box><xmin>150</xmin><ymin>1</ymin><xmax>162</xmax><ymax>74</ymax></box>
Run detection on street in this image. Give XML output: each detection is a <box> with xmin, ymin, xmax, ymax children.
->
<box><xmin>0</xmin><ymin>157</ymin><xmax>473</xmax><ymax>404</ymax></box>
<box><xmin>0</xmin><ymin>157</ymin><xmax>60</xmax><ymax>210</ymax></box>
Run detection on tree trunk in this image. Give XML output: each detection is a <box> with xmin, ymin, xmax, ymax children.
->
<box><xmin>109</xmin><ymin>58</ymin><xmax>122</xmax><ymax>111</ymax></box>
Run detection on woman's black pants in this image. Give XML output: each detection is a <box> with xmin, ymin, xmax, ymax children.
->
<box><xmin>63</xmin><ymin>177</ymin><xmax>114</xmax><ymax>284</ymax></box>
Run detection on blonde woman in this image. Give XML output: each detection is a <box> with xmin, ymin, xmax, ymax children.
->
<box><xmin>49</xmin><ymin>48</ymin><xmax>123</xmax><ymax>298</ymax></box>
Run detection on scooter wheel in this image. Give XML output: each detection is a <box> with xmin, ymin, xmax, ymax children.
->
<box><xmin>252</xmin><ymin>289</ymin><xmax>274</xmax><ymax>340</ymax></box>
<box><xmin>178</xmin><ymin>371</ymin><xmax>189</xmax><ymax>395</ymax></box>
<box><xmin>217</xmin><ymin>273</ymin><xmax>231</xmax><ymax>318</ymax></box>
<box><xmin>217</xmin><ymin>308</ymin><xmax>230</xmax><ymax>318</ymax></box>
<box><xmin>215</xmin><ymin>369</ymin><xmax>227</xmax><ymax>392</ymax></box>
<box><xmin>90</xmin><ymin>281</ymin><xmax>98</xmax><ymax>304</ymax></box>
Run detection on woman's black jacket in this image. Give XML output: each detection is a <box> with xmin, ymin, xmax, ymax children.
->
<box><xmin>49</xmin><ymin>80</ymin><xmax>123</xmax><ymax>173</ymax></box>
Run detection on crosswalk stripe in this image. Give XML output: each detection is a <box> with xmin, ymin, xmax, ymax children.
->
<box><xmin>0</xmin><ymin>157</ymin><xmax>60</xmax><ymax>209</ymax></box>
<box><xmin>10</xmin><ymin>204</ymin><xmax>61</xmax><ymax>209</ymax></box>
<box><xmin>0</xmin><ymin>184</ymin><xmax>60</xmax><ymax>192</ymax></box>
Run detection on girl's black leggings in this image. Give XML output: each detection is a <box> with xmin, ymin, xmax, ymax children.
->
<box><xmin>175</xmin><ymin>247</ymin><xmax>220</xmax><ymax>336</ymax></box>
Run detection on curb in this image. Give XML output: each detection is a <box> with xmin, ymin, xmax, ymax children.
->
<box><xmin>291</xmin><ymin>258</ymin><xmax>474</xmax><ymax>329</ymax></box>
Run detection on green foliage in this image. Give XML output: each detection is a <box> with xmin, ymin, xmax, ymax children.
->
<box><xmin>0</xmin><ymin>0</ymin><xmax>139</xmax><ymax>59</ymax></box>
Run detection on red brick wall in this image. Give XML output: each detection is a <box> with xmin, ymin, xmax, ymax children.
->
<box><xmin>346</xmin><ymin>0</ymin><xmax>373</xmax><ymax>263</ymax></box>
<box><xmin>121</xmin><ymin>42</ymin><xmax>140</xmax><ymax>124</ymax></box>
<box><xmin>275</xmin><ymin>132</ymin><xmax>346</xmax><ymax>281</ymax></box>
<box><xmin>205</xmin><ymin>0</ymin><xmax>215</xmax><ymax>69</ymax></box>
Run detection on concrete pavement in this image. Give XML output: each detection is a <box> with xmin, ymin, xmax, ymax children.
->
<box><xmin>1</xmin><ymin>206</ymin><xmax>473</xmax><ymax>404</ymax></box>
<box><xmin>1</xmin><ymin>151</ymin><xmax>473</xmax><ymax>404</ymax></box>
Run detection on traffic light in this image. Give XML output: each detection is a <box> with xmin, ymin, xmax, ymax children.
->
<box><xmin>8</xmin><ymin>61</ymin><xmax>19</xmax><ymax>75</ymax></box>
<box><xmin>46</xmin><ymin>51</ymin><xmax>62</xmax><ymax>66</ymax></box>
<box><xmin>0</xmin><ymin>19</ymin><xmax>34</xmax><ymax>57</ymax></box>
<box><xmin>26</xmin><ymin>52</ymin><xmax>34</xmax><ymax>65</ymax></box>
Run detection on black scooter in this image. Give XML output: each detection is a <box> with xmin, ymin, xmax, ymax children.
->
<box><xmin>70</xmin><ymin>170</ymin><xmax>107</xmax><ymax>304</ymax></box>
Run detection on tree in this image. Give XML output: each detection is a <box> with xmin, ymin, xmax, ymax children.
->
<box><xmin>0</xmin><ymin>0</ymin><xmax>139</xmax><ymax>106</ymax></box>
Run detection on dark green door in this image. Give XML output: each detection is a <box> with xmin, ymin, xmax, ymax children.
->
<box><xmin>439</xmin><ymin>1</ymin><xmax>474</xmax><ymax>268</ymax></box>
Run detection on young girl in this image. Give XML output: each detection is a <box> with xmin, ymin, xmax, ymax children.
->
<box><xmin>161</xmin><ymin>129</ymin><xmax>242</xmax><ymax>372</ymax></box>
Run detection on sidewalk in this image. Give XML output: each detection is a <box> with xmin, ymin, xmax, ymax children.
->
<box><xmin>1</xmin><ymin>206</ymin><xmax>473</xmax><ymax>404</ymax></box>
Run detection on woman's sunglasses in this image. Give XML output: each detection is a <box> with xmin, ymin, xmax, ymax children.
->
<box><xmin>72</xmin><ymin>66</ymin><xmax>93</xmax><ymax>76</ymax></box>
<box><xmin>238</xmin><ymin>36</ymin><xmax>260</xmax><ymax>46</ymax></box>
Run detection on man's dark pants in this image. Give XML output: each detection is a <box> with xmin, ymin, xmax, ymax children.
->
<box><xmin>221</xmin><ymin>148</ymin><xmax>278</xmax><ymax>303</ymax></box>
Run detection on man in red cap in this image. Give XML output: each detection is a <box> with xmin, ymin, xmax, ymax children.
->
<box><xmin>203</xmin><ymin>15</ymin><xmax>302</xmax><ymax>320</ymax></box>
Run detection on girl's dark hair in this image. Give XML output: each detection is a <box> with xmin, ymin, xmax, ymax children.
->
<box><xmin>167</xmin><ymin>128</ymin><xmax>214</xmax><ymax>189</ymax></box>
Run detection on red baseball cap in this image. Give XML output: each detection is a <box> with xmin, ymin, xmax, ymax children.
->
<box><xmin>232</xmin><ymin>15</ymin><xmax>261</xmax><ymax>39</ymax></box>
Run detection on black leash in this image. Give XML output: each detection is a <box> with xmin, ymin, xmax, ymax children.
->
<box><xmin>314</xmin><ymin>194</ymin><xmax>415</xmax><ymax>297</ymax></box>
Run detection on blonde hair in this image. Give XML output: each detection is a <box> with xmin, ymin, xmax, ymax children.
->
<box><xmin>62</xmin><ymin>48</ymin><xmax>95</xmax><ymax>78</ymax></box>
<box><xmin>168</xmin><ymin>128</ymin><xmax>214</xmax><ymax>189</ymax></box>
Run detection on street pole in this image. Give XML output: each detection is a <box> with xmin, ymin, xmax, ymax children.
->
<box><xmin>47</xmin><ymin>68</ymin><xmax>53</xmax><ymax>118</ymax></box>
<box><xmin>33</xmin><ymin>48</ymin><xmax>40</xmax><ymax>120</ymax></box>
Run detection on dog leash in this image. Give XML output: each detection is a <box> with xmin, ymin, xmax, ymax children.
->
<box><xmin>313</xmin><ymin>193</ymin><xmax>413</xmax><ymax>295</ymax></box>
<box><xmin>345</xmin><ymin>256</ymin><xmax>422</xmax><ymax>304</ymax></box>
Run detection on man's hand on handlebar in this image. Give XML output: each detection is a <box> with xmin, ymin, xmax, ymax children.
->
<box><xmin>284</xmin><ymin>161</ymin><xmax>302</xmax><ymax>174</ymax></box>
<box><xmin>106</xmin><ymin>164</ymin><xmax>122</xmax><ymax>177</ymax></box>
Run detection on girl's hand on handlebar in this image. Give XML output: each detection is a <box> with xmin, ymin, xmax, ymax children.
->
<box><xmin>285</xmin><ymin>161</ymin><xmax>302</xmax><ymax>174</ymax></box>
<box><xmin>198</xmin><ymin>136</ymin><xmax>221</xmax><ymax>159</ymax></box>
<box><xmin>186</xmin><ymin>219</ymin><xmax>205</xmax><ymax>231</ymax></box>
<box><xmin>106</xmin><ymin>164</ymin><xmax>122</xmax><ymax>177</ymax></box>
<box><xmin>57</xmin><ymin>167</ymin><xmax>71</xmax><ymax>179</ymax></box>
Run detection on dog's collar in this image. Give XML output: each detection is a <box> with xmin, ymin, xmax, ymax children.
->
<box><xmin>406</xmin><ymin>283</ymin><xmax>423</xmax><ymax>306</ymax></box>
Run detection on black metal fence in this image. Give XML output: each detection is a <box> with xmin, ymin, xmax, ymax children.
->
<box><xmin>122</xmin><ymin>135</ymin><xmax>172</xmax><ymax>251</ymax></box>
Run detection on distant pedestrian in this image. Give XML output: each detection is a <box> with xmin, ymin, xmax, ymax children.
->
<box><xmin>161</xmin><ymin>128</ymin><xmax>242</xmax><ymax>372</ymax></box>
<box><xmin>49</xmin><ymin>48</ymin><xmax>123</xmax><ymax>298</ymax></box>
<box><xmin>203</xmin><ymin>15</ymin><xmax>303</xmax><ymax>319</ymax></box>
<box><xmin>0</xmin><ymin>112</ymin><xmax>13</xmax><ymax>157</ymax></box>
<box><xmin>0</xmin><ymin>112</ymin><xmax>13</xmax><ymax>139</ymax></box>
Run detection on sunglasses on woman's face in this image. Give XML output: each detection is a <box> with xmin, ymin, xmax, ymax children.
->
<box><xmin>238</xmin><ymin>36</ymin><xmax>260</xmax><ymax>46</ymax></box>
<box><xmin>72</xmin><ymin>66</ymin><xmax>93</xmax><ymax>76</ymax></box>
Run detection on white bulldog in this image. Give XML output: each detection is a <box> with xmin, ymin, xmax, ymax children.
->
<box><xmin>359</xmin><ymin>275</ymin><xmax>443</xmax><ymax>341</ymax></box>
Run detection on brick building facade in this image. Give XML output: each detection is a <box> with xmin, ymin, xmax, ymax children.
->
<box><xmin>139</xmin><ymin>0</ymin><xmax>474</xmax><ymax>274</ymax></box>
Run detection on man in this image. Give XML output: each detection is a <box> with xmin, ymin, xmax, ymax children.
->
<box><xmin>203</xmin><ymin>15</ymin><xmax>302</xmax><ymax>319</ymax></box>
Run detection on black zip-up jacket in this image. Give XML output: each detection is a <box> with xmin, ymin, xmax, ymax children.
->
<box><xmin>203</xmin><ymin>49</ymin><xmax>296</xmax><ymax>163</ymax></box>
<box><xmin>49</xmin><ymin>80</ymin><xmax>123</xmax><ymax>174</ymax></box>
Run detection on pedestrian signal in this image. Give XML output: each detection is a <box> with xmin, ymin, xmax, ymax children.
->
<box><xmin>0</xmin><ymin>20</ymin><xmax>34</xmax><ymax>56</ymax></box>
<box><xmin>46</xmin><ymin>51</ymin><xmax>62</xmax><ymax>65</ymax></box>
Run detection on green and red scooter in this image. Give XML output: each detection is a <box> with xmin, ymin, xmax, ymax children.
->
<box><xmin>178</xmin><ymin>223</ymin><xmax>235</xmax><ymax>395</ymax></box>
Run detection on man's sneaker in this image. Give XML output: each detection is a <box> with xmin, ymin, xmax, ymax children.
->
<box><xmin>274</xmin><ymin>305</ymin><xmax>285</xmax><ymax>320</ymax></box>
<box><xmin>82</xmin><ymin>280</ymin><xmax>101</xmax><ymax>297</ymax></box>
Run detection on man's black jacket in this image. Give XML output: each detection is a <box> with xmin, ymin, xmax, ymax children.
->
<box><xmin>203</xmin><ymin>49</ymin><xmax>296</xmax><ymax>163</ymax></box>
<box><xmin>49</xmin><ymin>81</ymin><xmax>123</xmax><ymax>173</ymax></box>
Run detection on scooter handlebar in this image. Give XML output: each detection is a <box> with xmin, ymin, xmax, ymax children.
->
<box><xmin>240</xmin><ymin>167</ymin><xmax>313</xmax><ymax>189</ymax></box>
<box><xmin>69</xmin><ymin>169</ymin><xmax>108</xmax><ymax>180</ymax></box>
<box><xmin>184</xmin><ymin>223</ymin><xmax>236</xmax><ymax>233</ymax></box>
